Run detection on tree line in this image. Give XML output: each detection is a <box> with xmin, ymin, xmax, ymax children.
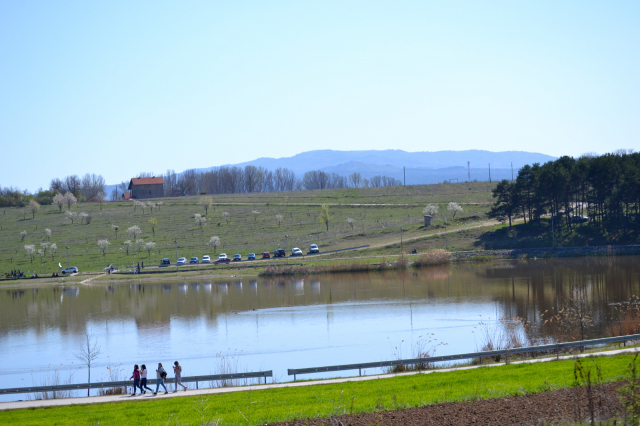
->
<box><xmin>0</xmin><ymin>173</ymin><xmax>106</xmax><ymax>208</ymax></box>
<box><xmin>159</xmin><ymin>166</ymin><xmax>402</xmax><ymax>197</ymax></box>
<box><xmin>489</xmin><ymin>150</ymin><xmax>640</xmax><ymax>231</ymax></box>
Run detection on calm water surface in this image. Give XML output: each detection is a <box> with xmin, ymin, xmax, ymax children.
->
<box><xmin>2</xmin><ymin>256</ymin><xmax>640</xmax><ymax>401</ymax></box>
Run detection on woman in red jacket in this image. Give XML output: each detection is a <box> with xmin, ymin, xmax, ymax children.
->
<box><xmin>129</xmin><ymin>364</ymin><xmax>142</xmax><ymax>396</ymax></box>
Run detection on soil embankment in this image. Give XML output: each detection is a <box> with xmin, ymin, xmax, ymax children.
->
<box><xmin>272</xmin><ymin>381</ymin><xmax>625</xmax><ymax>426</ymax></box>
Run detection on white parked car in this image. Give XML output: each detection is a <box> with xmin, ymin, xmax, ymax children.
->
<box><xmin>215</xmin><ymin>253</ymin><xmax>230</xmax><ymax>263</ymax></box>
<box><xmin>291</xmin><ymin>247</ymin><xmax>303</xmax><ymax>256</ymax></box>
<box><xmin>202</xmin><ymin>255</ymin><xmax>211</xmax><ymax>263</ymax></box>
<box><xmin>61</xmin><ymin>266</ymin><xmax>78</xmax><ymax>274</ymax></box>
<box><xmin>177</xmin><ymin>257</ymin><xmax>187</xmax><ymax>265</ymax></box>
<box><xmin>309</xmin><ymin>244</ymin><xmax>320</xmax><ymax>254</ymax></box>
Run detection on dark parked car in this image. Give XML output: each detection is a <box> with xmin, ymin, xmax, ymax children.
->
<box><xmin>262</xmin><ymin>252</ymin><xmax>271</xmax><ymax>259</ymax></box>
<box><xmin>161</xmin><ymin>258</ymin><xmax>171</xmax><ymax>266</ymax></box>
<box><xmin>274</xmin><ymin>248</ymin><xmax>286</xmax><ymax>257</ymax></box>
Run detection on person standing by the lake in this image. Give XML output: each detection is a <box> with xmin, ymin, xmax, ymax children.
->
<box><xmin>140</xmin><ymin>364</ymin><xmax>153</xmax><ymax>394</ymax></box>
<box><xmin>129</xmin><ymin>364</ymin><xmax>142</xmax><ymax>396</ymax></box>
<box><xmin>154</xmin><ymin>363</ymin><xmax>168</xmax><ymax>395</ymax></box>
<box><xmin>173</xmin><ymin>361</ymin><xmax>187</xmax><ymax>392</ymax></box>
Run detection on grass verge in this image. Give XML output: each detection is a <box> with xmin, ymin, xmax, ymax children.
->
<box><xmin>1</xmin><ymin>353</ymin><xmax>637</xmax><ymax>426</ymax></box>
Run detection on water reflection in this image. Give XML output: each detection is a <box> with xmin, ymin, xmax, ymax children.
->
<box><xmin>1</xmin><ymin>256</ymin><xmax>640</xmax><ymax>400</ymax></box>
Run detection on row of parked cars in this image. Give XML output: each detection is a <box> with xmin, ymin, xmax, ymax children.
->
<box><xmin>160</xmin><ymin>244</ymin><xmax>321</xmax><ymax>266</ymax></box>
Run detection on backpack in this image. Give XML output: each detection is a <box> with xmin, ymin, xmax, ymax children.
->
<box><xmin>160</xmin><ymin>371</ymin><xmax>167</xmax><ymax>379</ymax></box>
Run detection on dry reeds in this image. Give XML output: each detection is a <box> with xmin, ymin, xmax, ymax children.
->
<box><xmin>411</xmin><ymin>250</ymin><xmax>451</xmax><ymax>268</ymax></box>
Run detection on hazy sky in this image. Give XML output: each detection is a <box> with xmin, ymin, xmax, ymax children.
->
<box><xmin>1</xmin><ymin>1</ymin><xmax>639</xmax><ymax>190</ymax></box>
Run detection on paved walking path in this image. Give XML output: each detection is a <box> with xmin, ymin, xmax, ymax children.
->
<box><xmin>2</xmin><ymin>346</ymin><xmax>638</xmax><ymax>411</ymax></box>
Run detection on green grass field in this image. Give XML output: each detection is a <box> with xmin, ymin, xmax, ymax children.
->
<box><xmin>1</xmin><ymin>353</ymin><xmax>635</xmax><ymax>426</ymax></box>
<box><xmin>0</xmin><ymin>182</ymin><xmax>496</xmax><ymax>277</ymax></box>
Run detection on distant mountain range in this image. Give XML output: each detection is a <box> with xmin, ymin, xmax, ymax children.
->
<box><xmin>107</xmin><ymin>149</ymin><xmax>556</xmax><ymax>196</ymax></box>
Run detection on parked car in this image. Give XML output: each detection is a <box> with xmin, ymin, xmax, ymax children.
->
<box><xmin>190</xmin><ymin>257</ymin><xmax>199</xmax><ymax>264</ymax></box>
<box><xmin>291</xmin><ymin>247</ymin><xmax>303</xmax><ymax>256</ymax></box>
<box><xmin>571</xmin><ymin>215</ymin><xmax>588</xmax><ymax>223</ymax></box>
<box><xmin>202</xmin><ymin>255</ymin><xmax>211</xmax><ymax>263</ymax></box>
<box><xmin>215</xmin><ymin>253</ymin><xmax>230</xmax><ymax>263</ymax></box>
<box><xmin>262</xmin><ymin>252</ymin><xmax>271</xmax><ymax>259</ymax></box>
<box><xmin>233</xmin><ymin>254</ymin><xmax>242</xmax><ymax>261</ymax></box>
<box><xmin>309</xmin><ymin>244</ymin><xmax>320</xmax><ymax>254</ymax></box>
<box><xmin>248</xmin><ymin>253</ymin><xmax>256</xmax><ymax>260</ymax></box>
<box><xmin>161</xmin><ymin>258</ymin><xmax>171</xmax><ymax>266</ymax></box>
<box><xmin>274</xmin><ymin>248</ymin><xmax>286</xmax><ymax>257</ymax></box>
<box><xmin>61</xmin><ymin>266</ymin><xmax>78</xmax><ymax>274</ymax></box>
<box><xmin>177</xmin><ymin>257</ymin><xmax>187</xmax><ymax>265</ymax></box>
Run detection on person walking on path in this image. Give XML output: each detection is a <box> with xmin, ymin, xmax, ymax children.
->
<box><xmin>154</xmin><ymin>363</ymin><xmax>168</xmax><ymax>395</ymax></box>
<box><xmin>140</xmin><ymin>364</ymin><xmax>153</xmax><ymax>394</ymax></box>
<box><xmin>129</xmin><ymin>365</ymin><xmax>142</xmax><ymax>396</ymax></box>
<box><xmin>173</xmin><ymin>361</ymin><xmax>187</xmax><ymax>392</ymax></box>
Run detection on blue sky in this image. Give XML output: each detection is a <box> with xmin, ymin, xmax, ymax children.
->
<box><xmin>1</xmin><ymin>1</ymin><xmax>639</xmax><ymax>190</ymax></box>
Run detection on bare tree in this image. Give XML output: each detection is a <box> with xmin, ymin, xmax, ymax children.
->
<box><xmin>63</xmin><ymin>192</ymin><xmax>77</xmax><ymax>210</ymax></box>
<box><xmin>53</xmin><ymin>193</ymin><xmax>65</xmax><ymax>212</ymax></box>
<box><xmin>127</xmin><ymin>225</ymin><xmax>142</xmax><ymax>241</ymax></box>
<box><xmin>45</xmin><ymin>228</ymin><xmax>52</xmax><ymax>241</ymax></box>
<box><xmin>251</xmin><ymin>210</ymin><xmax>260</xmax><ymax>221</ymax></box>
<box><xmin>423</xmin><ymin>204</ymin><xmax>439</xmax><ymax>217</ymax></box>
<box><xmin>145</xmin><ymin>242</ymin><xmax>156</xmax><ymax>257</ymax></box>
<box><xmin>111</xmin><ymin>224</ymin><xmax>119</xmax><ymax>239</ymax></box>
<box><xmin>275</xmin><ymin>214</ymin><xmax>283</xmax><ymax>226</ymax></box>
<box><xmin>65</xmin><ymin>211</ymin><xmax>77</xmax><ymax>224</ymax></box>
<box><xmin>346</xmin><ymin>217</ymin><xmax>355</xmax><ymax>229</ymax></box>
<box><xmin>75</xmin><ymin>330</ymin><xmax>101</xmax><ymax>396</ymax></box>
<box><xmin>222</xmin><ymin>212</ymin><xmax>229</xmax><ymax>225</ymax></box>
<box><xmin>97</xmin><ymin>239</ymin><xmax>110</xmax><ymax>256</ymax></box>
<box><xmin>20</xmin><ymin>230</ymin><xmax>27</xmax><ymax>241</ymax></box>
<box><xmin>447</xmin><ymin>202</ymin><xmax>463</xmax><ymax>218</ymax></box>
<box><xmin>27</xmin><ymin>199</ymin><xmax>41</xmax><ymax>218</ymax></box>
<box><xmin>208</xmin><ymin>236</ymin><xmax>221</xmax><ymax>252</ymax></box>
<box><xmin>348</xmin><ymin>173</ymin><xmax>362</xmax><ymax>188</ymax></box>
<box><xmin>96</xmin><ymin>192</ymin><xmax>106</xmax><ymax>210</ymax></box>
<box><xmin>123</xmin><ymin>240</ymin><xmax>132</xmax><ymax>255</ymax></box>
<box><xmin>199</xmin><ymin>196</ymin><xmax>213</xmax><ymax>215</ymax></box>
<box><xmin>50</xmin><ymin>243</ymin><xmax>57</xmax><ymax>260</ymax></box>
<box><xmin>319</xmin><ymin>204</ymin><xmax>332</xmax><ymax>231</ymax></box>
<box><xmin>195</xmin><ymin>213</ymin><xmax>206</xmax><ymax>230</ymax></box>
<box><xmin>24</xmin><ymin>244</ymin><xmax>35</xmax><ymax>263</ymax></box>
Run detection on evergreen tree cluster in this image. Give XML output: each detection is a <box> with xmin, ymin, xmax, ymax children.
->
<box><xmin>489</xmin><ymin>151</ymin><xmax>640</xmax><ymax>230</ymax></box>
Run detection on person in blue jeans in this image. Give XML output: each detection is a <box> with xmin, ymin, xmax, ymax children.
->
<box><xmin>154</xmin><ymin>363</ymin><xmax>168</xmax><ymax>395</ymax></box>
<box><xmin>129</xmin><ymin>364</ymin><xmax>142</xmax><ymax>396</ymax></box>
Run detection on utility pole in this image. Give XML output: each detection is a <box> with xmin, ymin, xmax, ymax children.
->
<box><xmin>400</xmin><ymin>228</ymin><xmax>404</xmax><ymax>259</ymax></box>
<box><xmin>467</xmin><ymin>161</ymin><xmax>470</xmax><ymax>181</ymax></box>
<box><xmin>285</xmin><ymin>234</ymin><xmax>289</xmax><ymax>264</ymax></box>
<box><xmin>403</xmin><ymin>167</ymin><xmax>405</xmax><ymax>186</ymax></box>
<box><xmin>66</xmin><ymin>246</ymin><xmax>70</xmax><ymax>268</ymax></box>
<box><xmin>488</xmin><ymin>164</ymin><xmax>491</xmax><ymax>183</ymax></box>
<box><xmin>444</xmin><ymin>220</ymin><xmax>448</xmax><ymax>250</ymax></box>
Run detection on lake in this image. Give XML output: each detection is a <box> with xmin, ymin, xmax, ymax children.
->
<box><xmin>2</xmin><ymin>256</ymin><xmax>639</xmax><ymax>401</ymax></box>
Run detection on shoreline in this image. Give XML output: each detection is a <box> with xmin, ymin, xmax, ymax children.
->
<box><xmin>2</xmin><ymin>243</ymin><xmax>640</xmax><ymax>287</ymax></box>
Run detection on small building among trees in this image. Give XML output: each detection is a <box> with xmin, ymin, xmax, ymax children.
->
<box><xmin>128</xmin><ymin>177</ymin><xmax>164</xmax><ymax>199</ymax></box>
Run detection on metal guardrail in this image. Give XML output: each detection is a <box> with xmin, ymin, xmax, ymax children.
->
<box><xmin>0</xmin><ymin>371</ymin><xmax>272</xmax><ymax>395</ymax></box>
<box><xmin>287</xmin><ymin>334</ymin><xmax>640</xmax><ymax>380</ymax></box>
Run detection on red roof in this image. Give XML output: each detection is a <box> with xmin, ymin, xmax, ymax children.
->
<box><xmin>129</xmin><ymin>177</ymin><xmax>164</xmax><ymax>188</ymax></box>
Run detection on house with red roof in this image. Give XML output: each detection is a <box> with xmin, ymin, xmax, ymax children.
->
<box><xmin>127</xmin><ymin>177</ymin><xmax>165</xmax><ymax>199</ymax></box>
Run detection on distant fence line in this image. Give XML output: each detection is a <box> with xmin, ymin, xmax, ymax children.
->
<box><xmin>287</xmin><ymin>334</ymin><xmax>640</xmax><ymax>380</ymax></box>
